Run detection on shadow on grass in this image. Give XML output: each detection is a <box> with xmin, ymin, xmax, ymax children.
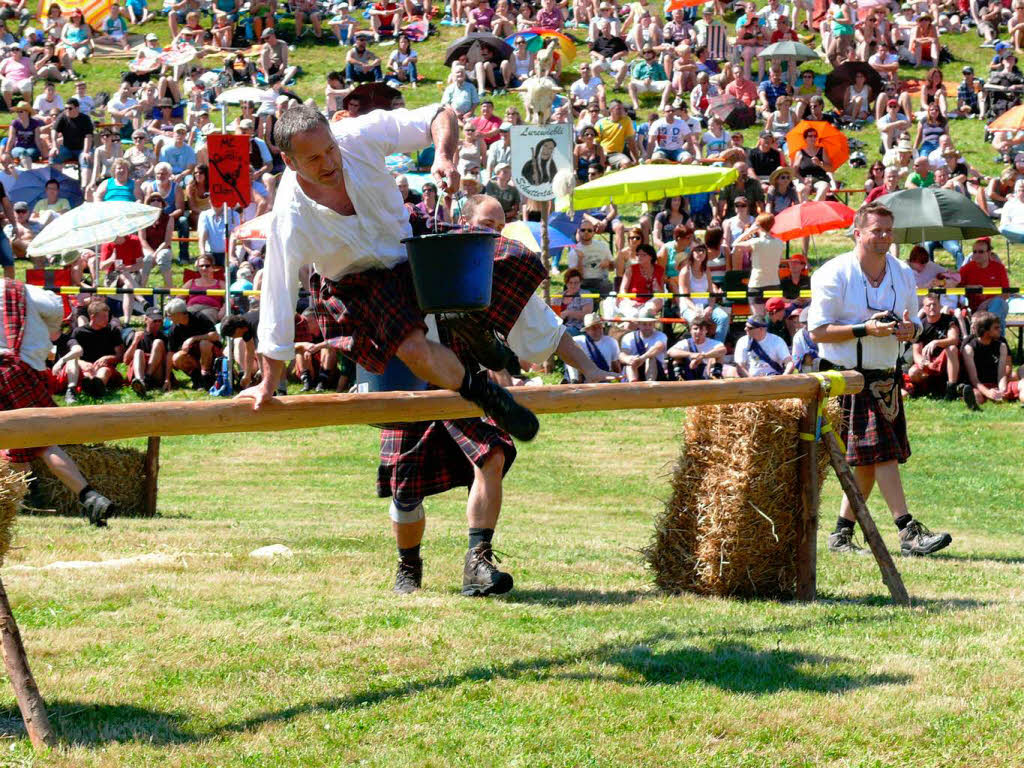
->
<box><xmin>929</xmin><ymin>552</ymin><xmax>1024</xmax><ymax>566</ymax></box>
<box><xmin>502</xmin><ymin>587</ymin><xmax>652</xmax><ymax>606</ymax></box>
<box><xmin>216</xmin><ymin>635</ymin><xmax>909</xmax><ymax>735</ymax></box>
<box><xmin>816</xmin><ymin>592</ymin><xmax>994</xmax><ymax>611</ymax></box>
<box><xmin>0</xmin><ymin>701</ymin><xmax>196</xmax><ymax>747</ymax></box>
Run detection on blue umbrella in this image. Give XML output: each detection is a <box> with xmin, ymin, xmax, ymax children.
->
<box><xmin>503</xmin><ymin>220</ymin><xmax>575</xmax><ymax>253</ymax></box>
<box><xmin>8</xmin><ymin>167</ymin><xmax>83</xmax><ymax>210</ymax></box>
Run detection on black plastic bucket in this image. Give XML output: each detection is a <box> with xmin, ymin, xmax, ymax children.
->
<box><xmin>401</xmin><ymin>231</ymin><xmax>498</xmax><ymax>313</ymax></box>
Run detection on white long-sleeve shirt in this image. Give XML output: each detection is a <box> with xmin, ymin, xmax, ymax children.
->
<box><xmin>257</xmin><ymin>104</ymin><xmax>442</xmax><ymax>361</ymax></box>
<box><xmin>807</xmin><ymin>250</ymin><xmax>921</xmax><ymax>371</ymax></box>
<box><xmin>0</xmin><ymin>280</ymin><xmax>63</xmax><ymax>371</ymax></box>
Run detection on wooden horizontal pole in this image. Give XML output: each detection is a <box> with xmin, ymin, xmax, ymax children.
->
<box><xmin>0</xmin><ymin>373</ymin><xmax>862</xmax><ymax>450</ymax></box>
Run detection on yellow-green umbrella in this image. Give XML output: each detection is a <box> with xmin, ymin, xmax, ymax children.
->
<box><xmin>560</xmin><ymin>164</ymin><xmax>739</xmax><ymax>211</ymax></box>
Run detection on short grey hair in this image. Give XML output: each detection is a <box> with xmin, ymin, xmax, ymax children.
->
<box><xmin>273</xmin><ymin>105</ymin><xmax>329</xmax><ymax>155</ymax></box>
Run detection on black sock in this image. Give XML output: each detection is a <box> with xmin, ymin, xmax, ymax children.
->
<box><xmin>398</xmin><ymin>544</ymin><xmax>421</xmax><ymax>563</ymax></box>
<box><xmin>894</xmin><ymin>514</ymin><xmax>913</xmax><ymax>531</ymax></box>
<box><xmin>468</xmin><ymin>527</ymin><xmax>494</xmax><ymax>549</ymax></box>
<box><xmin>78</xmin><ymin>485</ymin><xmax>94</xmax><ymax>502</ymax></box>
<box><xmin>835</xmin><ymin>516</ymin><xmax>855</xmax><ymax>534</ymax></box>
<box><xmin>458</xmin><ymin>367</ymin><xmax>486</xmax><ymax>399</ymax></box>
<box><xmin>301</xmin><ymin>372</ymin><xmax>311</xmax><ymax>383</ymax></box>
<box><xmin>316</xmin><ymin>370</ymin><xmax>330</xmax><ymax>385</ymax></box>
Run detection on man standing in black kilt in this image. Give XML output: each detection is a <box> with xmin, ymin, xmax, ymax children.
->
<box><xmin>808</xmin><ymin>202</ymin><xmax>953</xmax><ymax>557</ymax></box>
<box><xmin>242</xmin><ymin>103</ymin><xmax>542</xmax><ymax>442</ymax></box>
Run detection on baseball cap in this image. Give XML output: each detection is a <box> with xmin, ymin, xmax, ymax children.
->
<box><xmin>165</xmin><ymin>298</ymin><xmax>188</xmax><ymax>316</ymax></box>
<box><xmin>261</xmin><ymin>27</ymin><xmax>276</xmax><ymax>39</ymax></box>
<box><xmin>765</xmin><ymin>297</ymin><xmax>787</xmax><ymax>313</ymax></box>
<box><xmin>12</xmin><ymin>201</ymin><xmax>28</xmax><ymax>212</ymax></box>
<box><xmin>887</xmin><ymin>98</ymin><xmax>898</xmax><ymax>107</ymax></box>
<box><xmin>494</xmin><ymin>161</ymin><xmax>511</xmax><ymax>171</ymax></box>
<box><xmin>145</xmin><ymin>307</ymin><xmax>163</xmax><ymax>320</ymax></box>
<box><xmin>995</xmin><ymin>41</ymin><xmax>1010</xmax><ymax>52</ymax></box>
<box><xmin>745</xmin><ymin>316</ymin><xmax>768</xmax><ymax>329</ymax></box>
<box><xmin>146</xmin><ymin>32</ymin><xmax>158</xmax><ymax>41</ymax></box>
<box><xmin>238</xmin><ymin>118</ymin><xmax>254</xmax><ymax>130</ymax></box>
<box><xmin>962</xmin><ymin>65</ymin><xmax>974</xmax><ymax>75</ymax></box>
<box><xmin>759</xmin><ymin>130</ymin><xmax>773</xmax><ymax>139</ymax></box>
<box><xmin>173</xmin><ymin>123</ymin><xmax>188</xmax><ymax>133</ymax></box>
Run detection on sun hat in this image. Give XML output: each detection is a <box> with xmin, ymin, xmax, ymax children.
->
<box><xmin>768</xmin><ymin>166</ymin><xmax>794</xmax><ymax>184</ymax></box>
<box><xmin>583</xmin><ymin>312</ymin><xmax>603</xmax><ymax>329</ymax></box>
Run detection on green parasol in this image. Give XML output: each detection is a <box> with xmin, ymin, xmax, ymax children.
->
<box><xmin>560</xmin><ymin>164</ymin><xmax>738</xmax><ymax>211</ymax></box>
<box><xmin>874</xmin><ymin>188</ymin><xmax>999</xmax><ymax>243</ymax></box>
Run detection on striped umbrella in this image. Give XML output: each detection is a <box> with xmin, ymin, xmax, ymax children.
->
<box><xmin>505</xmin><ymin>28</ymin><xmax>578</xmax><ymax>62</ymax></box>
<box><xmin>27</xmin><ymin>202</ymin><xmax>161</xmax><ymax>258</ymax></box>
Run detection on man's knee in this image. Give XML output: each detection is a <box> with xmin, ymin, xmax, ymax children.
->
<box><xmin>481</xmin><ymin>448</ymin><xmax>505</xmax><ymax>476</ymax></box>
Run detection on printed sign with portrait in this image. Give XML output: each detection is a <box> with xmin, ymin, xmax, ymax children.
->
<box><xmin>510</xmin><ymin>123</ymin><xmax>573</xmax><ymax>201</ymax></box>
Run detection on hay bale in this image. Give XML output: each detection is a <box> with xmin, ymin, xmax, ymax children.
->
<box><xmin>0</xmin><ymin>463</ymin><xmax>28</xmax><ymax>565</ymax></box>
<box><xmin>29</xmin><ymin>444</ymin><xmax>152</xmax><ymax>518</ymax></box>
<box><xmin>645</xmin><ymin>399</ymin><xmax>837</xmax><ymax>599</ymax></box>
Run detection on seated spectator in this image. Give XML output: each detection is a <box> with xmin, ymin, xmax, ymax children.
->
<box><xmin>589</xmin><ymin>20</ymin><xmax>629</xmax><ymax>89</ymax></box>
<box><xmin>2</xmin><ymin>100</ymin><xmax>43</xmax><ymax>170</ymax></box>
<box><xmin>158</xmin><ymin>124</ymin><xmax>197</xmax><ymax>184</ymax></box>
<box><xmin>293</xmin><ymin>0</ymin><xmax>324</xmax><ymax>40</ymax></box>
<box><xmin>748</xmin><ymin>131</ymin><xmax>782</xmax><ymax>180</ymax></box>
<box><xmin>536</xmin><ymin>0</ymin><xmax>564</xmax><ymax>30</ymax></box>
<box><xmin>618</xmin><ymin>243</ymin><xmax>664</xmax><ymax>316</ymax></box>
<box><xmin>793</xmin><ymin>125</ymin><xmax>834</xmax><ymax>201</ymax></box>
<box><xmin>627</xmin><ymin>7</ymin><xmax>661</xmax><ymax>52</ymax></box>
<box><xmin>124</xmin><ymin>307</ymin><xmax>169</xmax><ymax>397</ymax></box>
<box><xmin>568</xmin><ymin>218</ymin><xmax>614</xmax><ymax>297</ymax></box>
<box><xmin>956</xmin><ymin>65</ymin><xmax>984</xmax><ymax>118</ymax></box>
<box><xmin>259</xmin><ymin>28</ymin><xmax>297</xmax><ymax>85</ymax></box>
<box><xmin>959</xmin><ymin>237</ymin><xmax>1010</xmax><ymax>331</ymax></box>
<box><xmin>735</xmin><ymin>4</ymin><xmax>766</xmax><ymax>80</ymax></box>
<box><xmin>757</xmin><ymin>66</ymin><xmax>789</xmax><ymax>119</ymax></box>
<box><xmin>646</xmin><ymin>104</ymin><xmax>696</xmax><ymax>163</ymax></box>
<box><xmin>125</xmin><ymin>0</ymin><xmax>152</xmax><ymax>24</ymax></box>
<box><xmin>595</xmin><ymin>100</ymin><xmax>637</xmax><ymax>169</ymax></box>
<box><xmin>293</xmin><ymin>309</ymin><xmax>350</xmax><ymax>392</ymax></box>
<box><xmin>31</xmin><ymin>179</ymin><xmax>70</xmax><ymax>227</ymax></box>
<box><xmin>88</xmin><ymin>129</ymin><xmax>126</xmax><ymax>191</ymax></box>
<box><xmin>905</xmin><ymin>293</ymin><xmax>972</xmax><ymax>405</ymax></box>
<box><xmin>464</xmin><ymin>0</ymin><xmax>491</xmax><ymax>33</ymax></box>
<box><xmin>197</xmin><ymin>206</ymin><xmax>240</xmax><ymax>269</ymax></box>
<box><xmin>412</xmin><ymin>182</ymin><xmax>449</xmax><ymax>232</ymax></box>
<box><xmin>33</xmin><ymin>81</ymin><xmax>64</xmax><ymax>117</ymax></box>
<box><xmin>724</xmin><ymin>65</ymin><xmax>758</xmax><ymax>107</ymax></box>
<box><xmin>387</xmin><ymin>33</ymin><xmax>418</xmax><ymax>88</ymax></box>
<box><xmin>49</xmin><ymin>97</ymin><xmax>94</xmax><ymax>167</ymax></box>
<box><xmin>483</xmin><ymin>162</ymin><xmax>519</xmax><ymax>218</ymax></box>
<box><xmin>490</xmin><ymin>0</ymin><xmax>515</xmax><ymax>38</ymax></box>
<box><xmin>59</xmin><ymin>8</ymin><xmax>94</xmax><ymax>62</ymax></box>
<box><xmin>567</xmin><ymin>312</ymin><xmax>620</xmax><ymax>383</ymax></box>
<box><xmin>677</xmin><ymin>242</ymin><xmax>730</xmax><ymax>342</ymax></box>
<box><xmin>556</xmin><ymin>269</ymin><xmax>593</xmax><ymax>337</ymax></box>
<box><xmin>790</xmin><ymin>306</ymin><xmax>819</xmax><ymax>372</ymax></box>
<box><xmin>33</xmin><ymin>40</ymin><xmax>75</xmax><ymax>84</ymax></box>
<box><xmin>5</xmin><ymin>201</ymin><xmax>39</xmax><ymax>261</ymax></box>
<box><xmin>369</xmin><ymin>0</ymin><xmax>403</xmax><ymax>42</ymax></box>
<box><xmin>140</xmin><ymin>192</ymin><xmax>174</xmax><ymax>288</ymax></box>
<box><xmin>728</xmin><ymin>315</ymin><xmax>793</xmax><ymax>377</ymax></box>
<box><xmin>165</xmin><ymin>297</ymin><xmax>222</xmax><ymax>390</ymax></box>
<box><xmin>442</xmin><ymin>65</ymin><xmax>478</xmax><ymax>116</ymax></box>
<box><xmin>93</xmin><ymin>157</ymin><xmax>140</xmax><ymax>203</ymax></box>
<box><xmin>0</xmin><ymin>44</ymin><xmax>34</xmax><ymax>109</ymax></box>
<box><xmin>67</xmin><ymin>300</ymin><xmax>125</xmax><ymax>398</ymax></box>
<box><xmin>908</xmin><ymin>14</ymin><xmax>939</xmax><ymax>67</ymax></box>
<box><xmin>906</xmin><ymin>156</ymin><xmax>934</xmax><ymax>189</ymax></box>
<box><xmin>125</xmin><ymin>129</ymin><xmax>157</xmax><ymax>182</ymax></box>
<box><xmin>96</xmin><ymin>3</ymin><xmax>131</xmax><ymax>50</ymax></box>
<box><xmin>843</xmin><ymin>70</ymin><xmax>871</xmax><ymax>122</ymax></box>
<box><xmin>766</xmin><ymin>166</ymin><xmax>800</xmax><ymax>215</ymax></box>
<box><xmin>667</xmin><ymin>317</ymin><xmax>725</xmax><ymax>380</ymax></box>
<box><xmin>618</xmin><ymin>310</ymin><xmax>668</xmax><ymax>381</ymax></box>
<box><xmin>328</xmin><ymin>3</ymin><xmax>355</xmax><ymax>46</ymax></box>
<box><xmin>915</xmin><ymin>102</ymin><xmax>948</xmax><ymax>159</ymax></box>
<box><xmin>961</xmin><ymin>311</ymin><xmax>1022</xmax><ymax>407</ymax></box>
<box><xmin>570</xmin><ymin>62</ymin><xmax>606</xmax><ymax>111</ymax></box>
<box><xmin>184</xmin><ymin>256</ymin><xmax>227</xmax><ymax>323</ymax></box>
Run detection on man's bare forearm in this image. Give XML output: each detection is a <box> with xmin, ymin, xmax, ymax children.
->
<box><xmin>431</xmin><ymin>106</ymin><xmax>459</xmax><ymax>165</ymax></box>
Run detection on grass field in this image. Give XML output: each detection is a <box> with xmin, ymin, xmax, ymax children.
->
<box><xmin>1</xmin><ymin>398</ymin><xmax>1022</xmax><ymax>767</ymax></box>
<box><xmin>2</xmin><ymin>2</ymin><xmax>1024</xmax><ymax>765</ymax></box>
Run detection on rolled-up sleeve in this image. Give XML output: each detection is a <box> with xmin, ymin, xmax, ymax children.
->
<box><xmin>507</xmin><ymin>294</ymin><xmax>564</xmax><ymax>365</ymax></box>
<box><xmin>337</xmin><ymin>103</ymin><xmax>443</xmax><ymax>158</ymax></box>
<box><xmin>256</xmin><ymin>210</ymin><xmax>304</xmax><ymax>361</ymax></box>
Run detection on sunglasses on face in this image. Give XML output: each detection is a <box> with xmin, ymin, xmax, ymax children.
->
<box><xmin>628</xmin><ymin>235</ymin><xmax>641</xmax><ymax>240</ymax></box>
<box><xmin>579</xmin><ymin>228</ymin><xmax>594</xmax><ymax>233</ymax></box>
<box><xmin>736</xmin><ymin>203</ymin><xmax>748</xmax><ymax>208</ymax></box>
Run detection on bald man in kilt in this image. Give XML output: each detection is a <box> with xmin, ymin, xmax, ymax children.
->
<box><xmin>808</xmin><ymin>202</ymin><xmax>952</xmax><ymax>557</ymax></box>
<box><xmin>0</xmin><ymin>278</ymin><xmax>118</xmax><ymax>526</ymax></box>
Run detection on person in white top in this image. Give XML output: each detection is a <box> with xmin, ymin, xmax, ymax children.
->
<box><xmin>807</xmin><ymin>201</ymin><xmax>952</xmax><ymax>558</ymax></box>
<box><xmin>618</xmin><ymin>310</ymin><xmax>668</xmax><ymax>381</ymax></box>
<box><xmin>0</xmin><ymin>278</ymin><xmax>118</xmax><ymax>526</ymax></box>
<box><xmin>569</xmin><ymin>62</ymin><xmax>606</xmax><ymax>111</ymax></box>
<box><xmin>243</xmin><ymin>104</ymin><xmax>541</xmax><ymax>444</ymax></box>
<box><xmin>732</xmin><ymin>212</ymin><xmax>785</xmax><ymax>314</ymax></box>
<box><xmin>567</xmin><ymin>312</ymin><xmax>620</xmax><ymax>383</ymax></box>
<box><xmin>729</xmin><ymin>315</ymin><xmax>792</xmax><ymax>377</ymax></box>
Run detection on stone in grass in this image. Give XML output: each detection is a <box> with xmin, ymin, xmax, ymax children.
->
<box><xmin>249</xmin><ymin>544</ymin><xmax>294</xmax><ymax>559</ymax></box>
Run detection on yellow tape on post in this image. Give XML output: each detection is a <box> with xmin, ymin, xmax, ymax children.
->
<box><xmin>798</xmin><ymin>370</ymin><xmax>847</xmax><ymax>452</ymax></box>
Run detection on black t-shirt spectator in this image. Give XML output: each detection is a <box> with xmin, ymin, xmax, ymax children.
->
<box><xmin>483</xmin><ymin>181</ymin><xmax>519</xmax><ymax>216</ymax></box>
<box><xmin>135</xmin><ymin>329</ymin><xmax>168</xmax><ymax>354</ymax></box>
<box><xmin>71</xmin><ymin>325</ymin><xmax>123</xmax><ymax>362</ymax></box>
<box><xmin>749</xmin><ymin>147</ymin><xmax>782</xmax><ymax>178</ymax></box>
<box><xmin>55</xmin><ymin>112</ymin><xmax>95</xmax><ymax>152</ymax></box>
<box><xmin>965</xmin><ymin>335</ymin><xmax>1008</xmax><ymax>383</ymax></box>
<box><xmin>168</xmin><ymin>312</ymin><xmax>216</xmax><ymax>352</ymax></box>
<box><xmin>918</xmin><ymin>314</ymin><xmax>954</xmax><ymax>346</ymax></box>
<box><xmin>592</xmin><ymin>35</ymin><xmax>627</xmax><ymax>59</ymax></box>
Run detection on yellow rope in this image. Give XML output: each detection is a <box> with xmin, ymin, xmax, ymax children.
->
<box><xmin>798</xmin><ymin>370</ymin><xmax>847</xmax><ymax>452</ymax></box>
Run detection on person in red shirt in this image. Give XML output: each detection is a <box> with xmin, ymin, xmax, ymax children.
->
<box><xmin>865</xmin><ymin>166</ymin><xmax>900</xmax><ymax>203</ymax></box>
<box><xmin>958</xmin><ymin>237</ymin><xmax>1010</xmax><ymax>330</ymax></box>
<box><xmin>468</xmin><ymin>100</ymin><xmax>502</xmax><ymax>146</ymax></box>
<box><xmin>99</xmin><ymin>234</ymin><xmax>145</xmax><ymax>325</ymax></box>
<box><xmin>724</xmin><ymin>64</ymin><xmax>758</xmax><ymax>107</ymax></box>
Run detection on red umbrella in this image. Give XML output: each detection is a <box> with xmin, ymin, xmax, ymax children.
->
<box><xmin>770</xmin><ymin>200</ymin><xmax>855</xmax><ymax>242</ymax></box>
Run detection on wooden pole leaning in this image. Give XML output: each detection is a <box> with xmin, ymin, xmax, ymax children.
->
<box><xmin>0</xmin><ymin>374</ymin><xmax>864</xmax><ymax>450</ymax></box>
<box><xmin>795</xmin><ymin>396</ymin><xmax>820</xmax><ymax>602</ymax></box>
<box><xmin>0</xmin><ymin>578</ymin><xmax>56</xmax><ymax>750</ymax></box>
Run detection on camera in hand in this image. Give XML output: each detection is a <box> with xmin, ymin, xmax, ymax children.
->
<box><xmin>876</xmin><ymin>311</ymin><xmax>899</xmax><ymax>324</ymax></box>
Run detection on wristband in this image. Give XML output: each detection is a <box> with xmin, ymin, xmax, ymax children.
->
<box><xmin>852</xmin><ymin>324</ymin><xmax>868</xmax><ymax>338</ymax></box>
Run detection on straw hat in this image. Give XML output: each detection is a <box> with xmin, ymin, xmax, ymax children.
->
<box><xmin>768</xmin><ymin>166</ymin><xmax>794</xmax><ymax>185</ymax></box>
<box><xmin>582</xmin><ymin>312</ymin><xmax>603</xmax><ymax>329</ymax></box>
<box><xmin>11</xmin><ymin>100</ymin><xmax>34</xmax><ymax>115</ymax></box>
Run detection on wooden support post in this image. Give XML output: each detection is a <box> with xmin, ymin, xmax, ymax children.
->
<box><xmin>0</xmin><ymin>576</ymin><xmax>56</xmax><ymax>750</ymax></box>
<box><xmin>143</xmin><ymin>436</ymin><xmax>160</xmax><ymax>517</ymax></box>
<box><xmin>795</xmin><ymin>397</ymin><xmax>819</xmax><ymax>602</ymax></box>
<box><xmin>821</xmin><ymin>430</ymin><xmax>911</xmax><ymax>607</ymax></box>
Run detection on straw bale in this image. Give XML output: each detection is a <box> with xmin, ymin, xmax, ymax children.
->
<box><xmin>0</xmin><ymin>463</ymin><xmax>28</xmax><ymax>564</ymax></box>
<box><xmin>29</xmin><ymin>444</ymin><xmax>151</xmax><ymax>518</ymax></box>
<box><xmin>645</xmin><ymin>399</ymin><xmax>837</xmax><ymax>599</ymax></box>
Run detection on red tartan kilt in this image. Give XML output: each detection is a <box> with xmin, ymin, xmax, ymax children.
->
<box><xmin>0</xmin><ymin>356</ymin><xmax>56</xmax><ymax>463</ymax></box>
<box><xmin>310</xmin><ymin>237</ymin><xmax>547</xmax><ymax>375</ymax></box>
<box><xmin>377</xmin><ymin>417</ymin><xmax>515</xmax><ymax>502</ymax></box>
<box><xmin>837</xmin><ymin>389</ymin><xmax>911</xmax><ymax>467</ymax></box>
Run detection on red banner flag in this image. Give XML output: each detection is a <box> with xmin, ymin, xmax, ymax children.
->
<box><xmin>208</xmin><ymin>134</ymin><xmax>252</xmax><ymax>208</ymax></box>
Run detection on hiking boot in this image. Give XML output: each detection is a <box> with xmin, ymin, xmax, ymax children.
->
<box><xmin>441</xmin><ymin>313</ymin><xmax>521</xmax><ymax>375</ymax></box>
<box><xmin>462</xmin><ymin>542</ymin><xmax>513</xmax><ymax>596</ymax></box>
<box><xmin>80</xmin><ymin>489</ymin><xmax>117</xmax><ymax>528</ymax></box>
<box><xmin>960</xmin><ymin>384</ymin><xmax>980</xmax><ymax>411</ymax></box>
<box><xmin>393</xmin><ymin>558</ymin><xmax>423</xmax><ymax>594</ymax></box>
<box><xmin>827</xmin><ymin>528</ymin><xmax>868</xmax><ymax>555</ymax></box>
<box><xmin>461</xmin><ymin>375</ymin><xmax>539</xmax><ymax>442</ymax></box>
<box><xmin>314</xmin><ymin>380</ymin><xmax>327</xmax><ymax>393</ymax></box>
<box><xmin>64</xmin><ymin>387</ymin><xmax>77</xmax><ymax>405</ymax></box>
<box><xmin>899</xmin><ymin>519</ymin><xmax>952</xmax><ymax>557</ymax></box>
<box><xmin>300</xmin><ymin>377</ymin><xmax>313</xmax><ymax>392</ymax></box>
<box><xmin>130</xmin><ymin>377</ymin><xmax>148</xmax><ymax>398</ymax></box>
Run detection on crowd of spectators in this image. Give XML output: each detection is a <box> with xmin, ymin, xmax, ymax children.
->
<box><xmin>1</xmin><ymin>0</ymin><xmax>1020</xmax><ymax>411</ymax></box>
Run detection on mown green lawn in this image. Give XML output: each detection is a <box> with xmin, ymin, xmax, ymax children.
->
<box><xmin>1</xmin><ymin>397</ymin><xmax>1022</xmax><ymax>767</ymax></box>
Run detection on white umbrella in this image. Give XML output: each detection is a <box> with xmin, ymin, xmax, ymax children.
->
<box><xmin>217</xmin><ymin>86</ymin><xmax>272</xmax><ymax>105</ymax></box>
<box><xmin>27</xmin><ymin>202</ymin><xmax>161</xmax><ymax>258</ymax></box>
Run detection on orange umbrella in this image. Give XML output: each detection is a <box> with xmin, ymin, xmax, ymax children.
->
<box><xmin>665</xmin><ymin>0</ymin><xmax>706</xmax><ymax>10</ymax></box>
<box><xmin>770</xmin><ymin>200</ymin><xmax>855</xmax><ymax>241</ymax></box>
<box><xmin>786</xmin><ymin>120</ymin><xmax>850</xmax><ymax>171</ymax></box>
<box><xmin>987</xmin><ymin>103</ymin><xmax>1024</xmax><ymax>132</ymax></box>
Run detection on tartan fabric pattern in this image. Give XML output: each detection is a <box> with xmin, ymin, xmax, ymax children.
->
<box><xmin>311</xmin><ymin>232</ymin><xmax>547</xmax><ymax>374</ymax></box>
<box><xmin>0</xmin><ymin>354</ymin><xmax>55</xmax><ymax>463</ymax></box>
<box><xmin>2</xmin><ymin>279</ymin><xmax>27</xmax><ymax>356</ymax></box>
<box><xmin>837</xmin><ymin>388</ymin><xmax>911</xmax><ymax>467</ymax></box>
<box><xmin>377</xmin><ymin>417</ymin><xmax>516</xmax><ymax>502</ymax></box>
